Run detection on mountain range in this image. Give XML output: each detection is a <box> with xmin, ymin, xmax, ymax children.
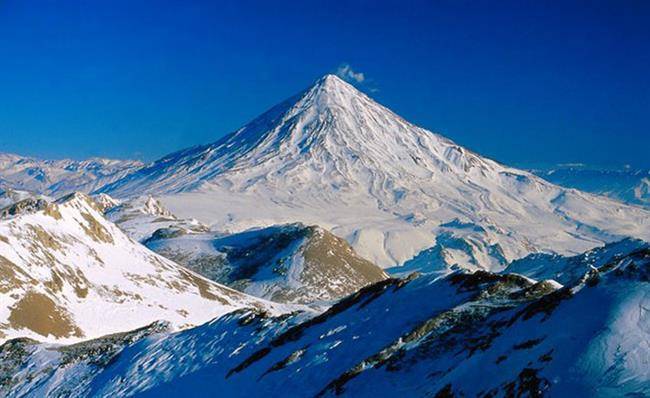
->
<box><xmin>3</xmin><ymin>239</ymin><xmax>648</xmax><ymax>397</ymax></box>
<box><xmin>0</xmin><ymin>154</ymin><xmax>142</xmax><ymax>197</ymax></box>
<box><xmin>530</xmin><ymin>164</ymin><xmax>650</xmax><ymax>208</ymax></box>
<box><xmin>97</xmin><ymin>75</ymin><xmax>650</xmax><ymax>270</ymax></box>
<box><xmin>0</xmin><ymin>193</ymin><xmax>289</xmax><ymax>344</ymax></box>
<box><xmin>0</xmin><ymin>74</ymin><xmax>648</xmax><ymax>397</ymax></box>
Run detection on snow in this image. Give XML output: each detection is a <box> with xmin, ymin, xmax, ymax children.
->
<box><xmin>104</xmin><ymin>195</ymin><xmax>208</xmax><ymax>242</ymax></box>
<box><xmin>0</xmin><ymin>153</ymin><xmax>142</xmax><ymax>198</ymax></box>
<box><xmin>144</xmin><ymin>223</ymin><xmax>388</xmax><ymax>305</ymax></box>
<box><xmin>0</xmin><ymin>193</ymin><xmax>292</xmax><ymax>344</ymax></box>
<box><xmin>503</xmin><ymin>238</ymin><xmax>649</xmax><ymax>285</ymax></box>
<box><xmin>98</xmin><ymin>74</ymin><xmax>650</xmax><ymax>270</ymax></box>
<box><xmin>1</xmin><ymin>74</ymin><xmax>648</xmax><ymax>397</ymax></box>
<box><xmin>0</xmin><ymin>187</ymin><xmax>51</xmax><ymax>209</ymax></box>
<box><xmin>5</xmin><ymin>242</ymin><xmax>648</xmax><ymax>397</ymax></box>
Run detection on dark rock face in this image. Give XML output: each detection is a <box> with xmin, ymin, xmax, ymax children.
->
<box><xmin>147</xmin><ymin>223</ymin><xmax>388</xmax><ymax>305</ymax></box>
<box><xmin>0</xmin><ymin>198</ymin><xmax>49</xmax><ymax>219</ymax></box>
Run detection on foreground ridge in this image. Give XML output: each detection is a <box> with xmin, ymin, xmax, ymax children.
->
<box><xmin>0</xmin><ymin>193</ymin><xmax>288</xmax><ymax>344</ymax></box>
<box><xmin>2</xmin><ymin>240</ymin><xmax>648</xmax><ymax>397</ymax></box>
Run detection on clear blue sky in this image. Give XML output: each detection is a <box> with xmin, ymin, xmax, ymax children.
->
<box><xmin>0</xmin><ymin>0</ymin><xmax>648</xmax><ymax>167</ymax></box>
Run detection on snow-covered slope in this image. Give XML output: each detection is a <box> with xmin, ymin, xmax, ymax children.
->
<box><xmin>531</xmin><ymin>164</ymin><xmax>650</xmax><ymax>208</ymax></box>
<box><xmin>100</xmin><ymin>75</ymin><xmax>650</xmax><ymax>269</ymax></box>
<box><xmin>4</xmin><ymin>241</ymin><xmax>648</xmax><ymax>397</ymax></box>
<box><xmin>145</xmin><ymin>223</ymin><xmax>388</xmax><ymax>305</ymax></box>
<box><xmin>104</xmin><ymin>195</ymin><xmax>208</xmax><ymax>242</ymax></box>
<box><xmin>0</xmin><ymin>153</ymin><xmax>142</xmax><ymax>198</ymax></box>
<box><xmin>0</xmin><ymin>193</ymin><xmax>286</xmax><ymax>344</ymax></box>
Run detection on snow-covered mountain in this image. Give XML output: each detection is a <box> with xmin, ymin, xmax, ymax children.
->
<box><xmin>531</xmin><ymin>164</ymin><xmax>650</xmax><ymax>208</ymax></box>
<box><xmin>100</xmin><ymin>74</ymin><xmax>650</xmax><ymax>269</ymax></box>
<box><xmin>503</xmin><ymin>238</ymin><xmax>649</xmax><ymax>285</ymax></box>
<box><xmin>145</xmin><ymin>223</ymin><xmax>388</xmax><ymax>305</ymax></box>
<box><xmin>91</xmin><ymin>193</ymin><xmax>121</xmax><ymax>213</ymax></box>
<box><xmin>3</xmin><ymin>240</ymin><xmax>648</xmax><ymax>397</ymax></box>
<box><xmin>100</xmin><ymin>193</ymin><xmax>386</xmax><ymax>305</ymax></box>
<box><xmin>0</xmin><ymin>153</ymin><xmax>142</xmax><ymax>198</ymax></box>
<box><xmin>0</xmin><ymin>192</ymin><xmax>287</xmax><ymax>344</ymax></box>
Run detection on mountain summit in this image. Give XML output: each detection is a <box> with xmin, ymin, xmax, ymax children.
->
<box><xmin>102</xmin><ymin>73</ymin><xmax>471</xmax><ymax>197</ymax></box>
<box><xmin>101</xmin><ymin>75</ymin><xmax>650</xmax><ymax>269</ymax></box>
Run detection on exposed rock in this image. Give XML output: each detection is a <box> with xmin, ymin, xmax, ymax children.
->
<box><xmin>8</xmin><ymin>292</ymin><xmax>83</xmax><ymax>339</ymax></box>
<box><xmin>2</xmin><ymin>243</ymin><xmax>649</xmax><ymax>397</ymax></box>
<box><xmin>0</xmin><ymin>198</ymin><xmax>48</xmax><ymax>219</ymax></box>
<box><xmin>147</xmin><ymin>223</ymin><xmax>389</xmax><ymax>305</ymax></box>
<box><xmin>0</xmin><ymin>188</ymin><xmax>289</xmax><ymax>344</ymax></box>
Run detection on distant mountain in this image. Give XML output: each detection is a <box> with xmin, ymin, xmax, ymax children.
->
<box><xmin>0</xmin><ymin>153</ymin><xmax>143</xmax><ymax>198</ymax></box>
<box><xmin>503</xmin><ymin>238</ymin><xmax>649</xmax><ymax>284</ymax></box>
<box><xmin>4</xmin><ymin>240</ymin><xmax>648</xmax><ymax>397</ymax></box>
<box><xmin>104</xmin><ymin>195</ymin><xmax>208</xmax><ymax>242</ymax></box>
<box><xmin>0</xmin><ymin>193</ymin><xmax>287</xmax><ymax>344</ymax></box>
<box><xmin>100</xmin><ymin>75</ymin><xmax>650</xmax><ymax>270</ymax></box>
<box><xmin>530</xmin><ymin>164</ymin><xmax>650</xmax><ymax>208</ymax></box>
<box><xmin>145</xmin><ymin>223</ymin><xmax>388</xmax><ymax>305</ymax></box>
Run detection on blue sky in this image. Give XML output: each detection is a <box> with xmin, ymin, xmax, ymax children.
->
<box><xmin>0</xmin><ymin>0</ymin><xmax>648</xmax><ymax>167</ymax></box>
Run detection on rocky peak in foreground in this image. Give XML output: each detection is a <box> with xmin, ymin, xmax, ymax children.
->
<box><xmin>0</xmin><ymin>191</ymin><xmax>289</xmax><ymax>345</ymax></box>
<box><xmin>2</xmin><ymin>239</ymin><xmax>648</xmax><ymax>397</ymax></box>
<box><xmin>145</xmin><ymin>223</ymin><xmax>389</xmax><ymax>305</ymax></box>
